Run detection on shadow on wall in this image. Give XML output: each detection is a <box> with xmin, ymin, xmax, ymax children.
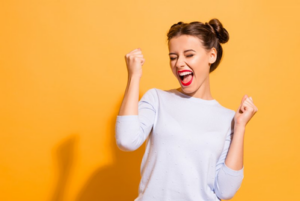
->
<box><xmin>50</xmin><ymin>101</ymin><xmax>146</xmax><ymax>201</ymax></box>
<box><xmin>75</xmin><ymin>113</ymin><xmax>146</xmax><ymax>201</ymax></box>
<box><xmin>50</xmin><ymin>134</ymin><xmax>79</xmax><ymax>201</ymax></box>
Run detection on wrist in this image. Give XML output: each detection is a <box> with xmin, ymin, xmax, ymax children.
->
<box><xmin>128</xmin><ymin>74</ymin><xmax>141</xmax><ymax>80</ymax></box>
<box><xmin>234</xmin><ymin>124</ymin><xmax>246</xmax><ymax>133</ymax></box>
<box><xmin>128</xmin><ymin>73</ymin><xmax>141</xmax><ymax>81</ymax></box>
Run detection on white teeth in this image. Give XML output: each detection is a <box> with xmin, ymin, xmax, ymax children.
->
<box><xmin>179</xmin><ymin>72</ymin><xmax>192</xmax><ymax>76</ymax></box>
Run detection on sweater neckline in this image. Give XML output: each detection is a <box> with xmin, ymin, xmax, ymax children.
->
<box><xmin>171</xmin><ymin>89</ymin><xmax>219</xmax><ymax>105</ymax></box>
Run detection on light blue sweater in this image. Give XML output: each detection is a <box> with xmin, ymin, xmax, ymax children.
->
<box><xmin>115</xmin><ymin>88</ymin><xmax>244</xmax><ymax>201</ymax></box>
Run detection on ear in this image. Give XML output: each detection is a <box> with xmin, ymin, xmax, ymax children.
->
<box><xmin>208</xmin><ymin>47</ymin><xmax>217</xmax><ymax>64</ymax></box>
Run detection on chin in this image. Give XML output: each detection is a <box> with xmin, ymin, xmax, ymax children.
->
<box><xmin>180</xmin><ymin>86</ymin><xmax>195</xmax><ymax>94</ymax></box>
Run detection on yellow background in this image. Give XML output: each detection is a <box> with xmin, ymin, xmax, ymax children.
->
<box><xmin>1</xmin><ymin>0</ymin><xmax>299</xmax><ymax>200</ymax></box>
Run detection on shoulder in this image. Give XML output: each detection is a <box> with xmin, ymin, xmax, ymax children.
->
<box><xmin>141</xmin><ymin>88</ymin><xmax>175</xmax><ymax>103</ymax></box>
<box><xmin>142</xmin><ymin>88</ymin><xmax>158</xmax><ymax>98</ymax></box>
<box><xmin>140</xmin><ymin>88</ymin><xmax>160</xmax><ymax>103</ymax></box>
<box><xmin>215</xmin><ymin>103</ymin><xmax>236</xmax><ymax>119</ymax></box>
<box><xmin>142</xmin><ymin>87</ymin><xmax>170</xmax><ymax>98</ymax></box>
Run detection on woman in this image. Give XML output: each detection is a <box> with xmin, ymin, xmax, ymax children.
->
<box><xmin>115</xmin><ymin>18</ymin><xmax>258</xmax><ymax>201</ymax></box>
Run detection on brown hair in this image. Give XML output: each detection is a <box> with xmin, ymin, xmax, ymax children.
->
<box><xmin>167</xmin><ymin>18</ymin><xmax>229</xmax><ymax>73</ymax></box>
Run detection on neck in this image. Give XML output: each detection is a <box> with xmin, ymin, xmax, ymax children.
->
<box><xmin>177</xmin><ymin>75</ymin><xmax>213</xmax><ymax>100</ymax></box>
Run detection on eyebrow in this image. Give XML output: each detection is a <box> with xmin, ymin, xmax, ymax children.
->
<box><xmin>169</xmin><ymin>49</ymin><xmax>195</xmax><ymax>56</ymax></box>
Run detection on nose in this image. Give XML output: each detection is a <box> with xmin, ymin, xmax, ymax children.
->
<box><xmin>175</xmin><ymin>56</ymin><xmax>186</xmax><ymax>69</ymax></box>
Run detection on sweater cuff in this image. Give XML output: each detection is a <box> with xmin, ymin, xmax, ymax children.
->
<box><xmin>223</xmin><ymin>163</ymin><xmax>244</xmax><ymax>176</ymax></box>
<box><xmin>116</xmin><ymin>115</ymin><xmax>139</xmax><ymax>122</ymax></box>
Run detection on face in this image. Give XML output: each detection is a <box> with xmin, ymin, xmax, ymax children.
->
<box><xmin>168</xmin><ymin>35</ymin><xmax>217</xmax><ymax>96</ymax></box>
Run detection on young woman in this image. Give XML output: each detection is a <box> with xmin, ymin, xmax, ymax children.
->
<box><xmin>116</xmin><ymin>18</ymin><xmax>258</xmax><ymax>201</ymax></box>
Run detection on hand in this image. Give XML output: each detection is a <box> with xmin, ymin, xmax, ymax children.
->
<box><xmin>234</xmin><ymin>95</ymin><xmax>258</xmax><ymax>128</ymax></box>
<box><xmin>124</xmin><ymin>48</ymin><xmax>145</xmax><ymax>78</ymax></box>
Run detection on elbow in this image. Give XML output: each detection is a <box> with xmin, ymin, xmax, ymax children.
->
<box><xmin>216</xmin><ymin>191</ymin><xmax>236</xmax><ymax>200</ymax></box>
<box><xmin>214</xmin><ymin>164</ymin><xmax>244</xmax><ymax>200</ymax></box>
<box><xmin>214</xmin><ymin>176</ymin><xmax>244</xmax><ymax>200</ymax></box>
<box><xmin>115</xmin><ymin>124</ymin><xmax>140</xmax><ymax>152</ymax></box>
<box><xmin>116</xmin><ymin>138</ymin><xmax>137</xmax><ymax>152</ymax></box>
<box><xmin>215</xmin><ymin>181</ymin><xmax>243</xmax><ymax>200</ymax></box>
<box><xmin>115</xmin><ymin>121</ymin><xmax>144</xmax><ymax>152</ymax></box>
<box><xmin>215</xmin><ymin>182</ymin><xmax>243</xmax><ymax>200</ymax></box>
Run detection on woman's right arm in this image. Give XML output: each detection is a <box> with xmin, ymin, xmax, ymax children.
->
<box><xmin>116</xmin><ymin>48</ymin><xmax>157</xmax><ymax>152</ymax></box>
<box><xmin>118</xmin><ymin>48</ymin><xmax>145</xmax><ymax>116</ymax></box>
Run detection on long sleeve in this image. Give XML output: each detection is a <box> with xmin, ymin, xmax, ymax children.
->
<box><xmin>213</xmin><ymin>123</ymin><xmax>244</xmax><ymax>200</ymax></box>
<box><xmin>115</xmin><ymin>88</ymin><xmax>158</xmax><ymax>151</ymax></box>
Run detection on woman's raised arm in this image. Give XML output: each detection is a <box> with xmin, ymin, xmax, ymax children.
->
<box><xmin>116</xmin><ymin>48</ymin><xmax>157</xmax><ymax>152</ymax></box>
<box><xmin>118</xmin><ymin>48</ymin><xmax>145</xmax><ymax>116</ymax></box>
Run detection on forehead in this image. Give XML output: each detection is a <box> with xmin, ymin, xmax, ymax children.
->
<box><xmin>168</xmin><ymin>35</ymin><xmax>204</xmax><ymax>51</ymax></box>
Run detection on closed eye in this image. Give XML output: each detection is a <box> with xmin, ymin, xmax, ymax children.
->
<box><xmin>170</xmin><ymin>54</ymin><xmax>194</xmax><ymax>61</ymax></box>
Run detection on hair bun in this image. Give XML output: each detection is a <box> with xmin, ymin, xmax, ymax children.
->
<box><xmin>207</xmin><ymin>18</ymin><xmax>229</xmax><ymax>44</ymax></box>
<box><xmin>171</xmin><ymin>21</ymin><xmax>184</xmax><ymax>28</ymax></box>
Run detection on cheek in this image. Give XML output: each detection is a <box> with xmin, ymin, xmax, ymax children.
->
<box><xmin>170</xmin><ymin>61</ymin><xmax>176</xmax><ymax>67</ymax></box>
<box><xmin>191</xmin><ymin>58</ymin><xmax>210</xmax><ymax>77</ymax></box>
<box><xmin>191</xmin><ymin>56</ymin><xmax>207</xmax><ymax>66</ymax></box>
<box><xmin>170</xmin><ymin>63</ymin><xmax>176</xmax><ymax>74</ymax></box>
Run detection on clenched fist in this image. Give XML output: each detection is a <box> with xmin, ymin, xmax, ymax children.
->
<box><xmin>234</xmin><ymin>95</ymin><xmax>258</xmax><ymax>128</ymax></box>
<box><xmin>125</xmin><ymin>48</ymin><xmax>145</xmax><ymax>78</ymax></box>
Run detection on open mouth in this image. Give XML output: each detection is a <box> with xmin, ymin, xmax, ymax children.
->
<box><xmin>178</xmin><ymin>71</ymin><xmax>194</xmax><ymax>86</ymax></box>
<box><xmin>179</xmin><ymin>72</ymin><xmax>193</xmax><ymax>81</ymax></box>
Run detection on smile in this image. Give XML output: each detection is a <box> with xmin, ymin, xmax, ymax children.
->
<box><xmin>178</xmin><ymin>70</ymin><xmax>194</xmax><ymax>86</ymax></box>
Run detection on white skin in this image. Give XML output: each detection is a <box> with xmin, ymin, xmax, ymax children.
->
<box><xmin>119</xmin><ymin>36</ymin><xmax>258</xmax><ymax>170</ymax></box>
<box><xmin>168</xmin><ymin>34</ymin><xmax>258</xmax><ymax>127</ymax></box>
<box><xmin>168</xmin><ymin>34</ymin><xmax>217</xmax><ymax>100</ymax></box>
<box><xmin>168</xmin><ymin>34</ymin><xmax>258</xmax><ymax>171</ymax></box>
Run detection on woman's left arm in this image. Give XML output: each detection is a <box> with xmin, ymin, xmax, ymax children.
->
<box><xmin>225</xmin><ymin>95</ymin><xmax>258</xmax><ymax>170</ymax></box>
<box><xmin>214</xmin><ymin>95</ymin><xmax>258</xmax><ymax>200</ymax></box>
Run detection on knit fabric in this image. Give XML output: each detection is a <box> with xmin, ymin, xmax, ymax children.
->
<box><xmin>115</xmin><ymin>88</ymin><xmax>244</xmax><ymax>201</ymax></box>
